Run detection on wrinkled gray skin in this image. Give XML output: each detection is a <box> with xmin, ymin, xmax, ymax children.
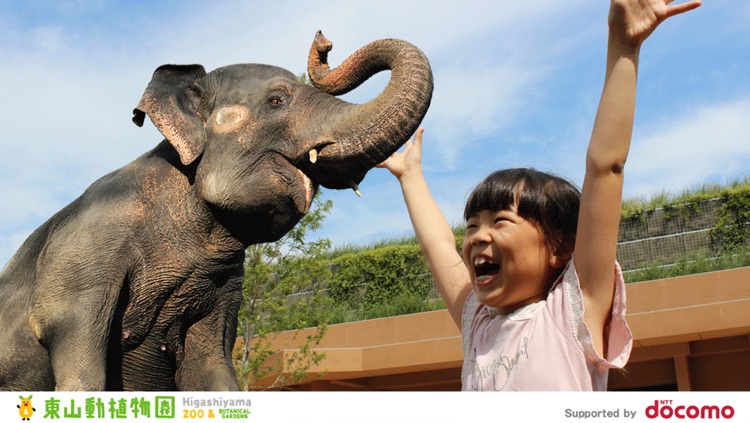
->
<box><xmin>0</xmin><ymin>31</ymin><xmax>432</xmax><ymax>391</ymax></box>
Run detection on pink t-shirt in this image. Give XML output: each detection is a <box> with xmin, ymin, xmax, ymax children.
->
<box><xmin>460</xmin><ymin>259</ymin><xmax>632</xmax><ymax>391</ymax></box>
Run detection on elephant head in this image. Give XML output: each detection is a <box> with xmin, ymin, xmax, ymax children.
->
<box><xmin>132</xmin><ymin>31</ymin><xmax>433</xmax><ymax>245</ymax></box>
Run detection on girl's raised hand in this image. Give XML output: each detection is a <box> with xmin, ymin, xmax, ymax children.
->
<box><xmin>376</xmin><ymin>127</ymin><xmax>425</xmax><ymax>180</ymax></box>
<box><xmin>608</xmin><ymin>0</ymin><xmax>701</xmax><ymax>48</ymax></box>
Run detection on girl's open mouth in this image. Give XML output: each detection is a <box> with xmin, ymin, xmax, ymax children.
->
<box><xmin>473</xmin><ymin>256</ymin><xmax>500</xmax><ymax>286</ymax></box>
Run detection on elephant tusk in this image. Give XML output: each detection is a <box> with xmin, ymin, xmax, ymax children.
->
<box><xmin>309</xmin><ymin>149</ymin><xmax>318</xmax><ymax>164</ymax></box>
<box><xmin>350</xmin><ymin>182</ymin><xmax>361</xmax><ymax>197</ymax></box>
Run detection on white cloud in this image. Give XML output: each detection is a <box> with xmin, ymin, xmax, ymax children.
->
<box><xmin>626</xmin><ymin>98</ymin><xmax>750</xmax><ymax>197</ymax></box>
<box><xmin>426</xmin><ymin>61</ymin><xmax>549</xmax><ymax>170</ymax></box>
<box><xmin>0</xmin><ymin>0</ymin><xmax>748</xmax><ymax>266</ymax></box>
<box><xmin>32</xmin><ymin>26</ymin><xmax>67</xmax><ymax>53</ymax></box>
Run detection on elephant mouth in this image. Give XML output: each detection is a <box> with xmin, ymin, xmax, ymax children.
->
<box><xmin>275</xmin><ymin>149</ymin><xmax>317</xmax><ymax>215</ymax></box>
<box><xmin>291</xmin><ymin>140</ymin><xmax>366</xmax><ymax>192</ymax></box>
<box><xmin>294</xmin><ymin>167</ymin><xmax>314</xmax><ymax>214</ymax></box>
<box><xmin>282</xmin><ymin>138</ymin><xmax>338</xmax><ymax>195</ymax></box>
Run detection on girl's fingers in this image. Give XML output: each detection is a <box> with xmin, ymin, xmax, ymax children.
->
<box><xmin>666</xmin><ymin>0</ymin><xmax>701</xmax><ymax>18</ymax></box>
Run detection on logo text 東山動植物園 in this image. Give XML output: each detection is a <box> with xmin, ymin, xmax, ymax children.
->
<box><xmin>27</xmin><ymin>395</ymin><xmax>176</xmax><ymax>419</ymax></box>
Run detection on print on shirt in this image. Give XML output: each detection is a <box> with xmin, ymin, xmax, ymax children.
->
<box><xmin>470</xmin><ymin>336</ymin><xmax>530</xmax><ymax>391</ymax></box>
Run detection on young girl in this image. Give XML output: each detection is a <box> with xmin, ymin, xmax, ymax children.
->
<box><xmin>378</xmin><ymin>0</ymin><xmax>702</xmax><ymax>390</ymax></box>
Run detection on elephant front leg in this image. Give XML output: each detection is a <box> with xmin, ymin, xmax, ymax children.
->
<box><xmin>175</xmin><ymin>295</ymin><xmax>241</xmax><ymax>391</ymax></box>
<box><xmin>30</xmin><ymin>271</ymin><xmax>123</xmax><ymax>391</ymax></box>
<box><xmin>49</xmin><ymin>338</ymin><xmax>109</xmax><ymax>391</ymax></box>
<box><xmin>31</xmin><ymin>295</ymin><xmax>117</xmax><ymax>391</ymax></box>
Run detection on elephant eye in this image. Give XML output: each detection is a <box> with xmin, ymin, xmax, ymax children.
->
<box><xmin>268</xmin><ymin>96</ymin><xmax>285</xmax><ymax>108</ymax></box>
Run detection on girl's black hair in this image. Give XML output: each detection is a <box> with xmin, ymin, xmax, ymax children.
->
<box><xmin>464</xmin><ymin>168</ymin><xmax>581</xmax><ymax>257</ymax></box>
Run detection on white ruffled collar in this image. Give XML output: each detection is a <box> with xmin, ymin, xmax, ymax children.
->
<box><xmin>487</xmin><ymin>299</ymin><xmax>546</xmax><ymax>321</ymax></box>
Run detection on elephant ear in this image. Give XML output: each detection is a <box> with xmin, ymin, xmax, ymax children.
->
<box><xmin>132</xmin><ymin>64</ymin><xmax>208</xmax><ymax>165</ymax></box>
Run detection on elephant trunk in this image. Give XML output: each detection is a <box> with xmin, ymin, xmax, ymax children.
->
<box><xmin>305</xmin><ymin>31</ymin><xmax>433</xmax><ymax>190</ymax></box>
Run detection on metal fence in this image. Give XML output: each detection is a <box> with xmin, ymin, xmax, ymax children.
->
<box><xmin>616</xmin><ymin>198</ymin><xmax>722</xmax><ymax>274</ymax></box>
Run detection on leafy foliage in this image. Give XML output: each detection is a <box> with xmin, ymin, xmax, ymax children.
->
<box><xmin>623</xmin><ymin>248</ymin><xmax>750</xmax><ymax>284</ymax></box>
<box><xmin>712</xmin><ymin>184</ymin><xmax>750</xmax><ymax>253</ymax></box>
<box><xmin>621</xmin><ymin>177</ymin><xmax>750</xmax><ymax>221</ymax></box>
<box><xmin>235</xmin><ymin>192</ymin><xmax>333</xmax><ymax>390</ymax></box>
<box><xmin>328</xmin><ymin>244</ymin><xmax>431</xmax><ymax>308</ymax></box>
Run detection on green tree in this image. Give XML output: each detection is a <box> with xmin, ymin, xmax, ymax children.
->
<box><xmin>235</xmin><ymin>192</ymin><xmax>333</xmax><ymax>390</ymax></box>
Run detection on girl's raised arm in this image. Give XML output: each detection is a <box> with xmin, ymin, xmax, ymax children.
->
<box><xmin>574</xmin><ymin>0</ymin><xmax>701</xmax><ymax>356</ymax></box>
<box><xmin>377</xmin><ymin>129</ymin><xmax>472</xmax><ymax>327</ymax></box>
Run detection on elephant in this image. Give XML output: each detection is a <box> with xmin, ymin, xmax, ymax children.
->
<box><xmin>0</xmin><ymin>30</ymin><xmax>433</xmax><ymax>391</ymax></box>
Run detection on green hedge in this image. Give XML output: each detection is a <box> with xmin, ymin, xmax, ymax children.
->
<box><xmin>327</xmin><ymin>244</ymin><xmax>431</xmax><ymax>309</ymax></box>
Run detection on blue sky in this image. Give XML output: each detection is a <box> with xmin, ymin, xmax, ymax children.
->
<box><xmin>1</xmin><ymin>0</ymin><xmax>749</xmax><ymax>266</ymax></box>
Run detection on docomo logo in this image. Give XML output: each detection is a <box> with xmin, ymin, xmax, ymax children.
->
<box><xmin>646</xmin><ymin>400</ymin><xmax>735</xmax><ymax>419</ymax></box>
